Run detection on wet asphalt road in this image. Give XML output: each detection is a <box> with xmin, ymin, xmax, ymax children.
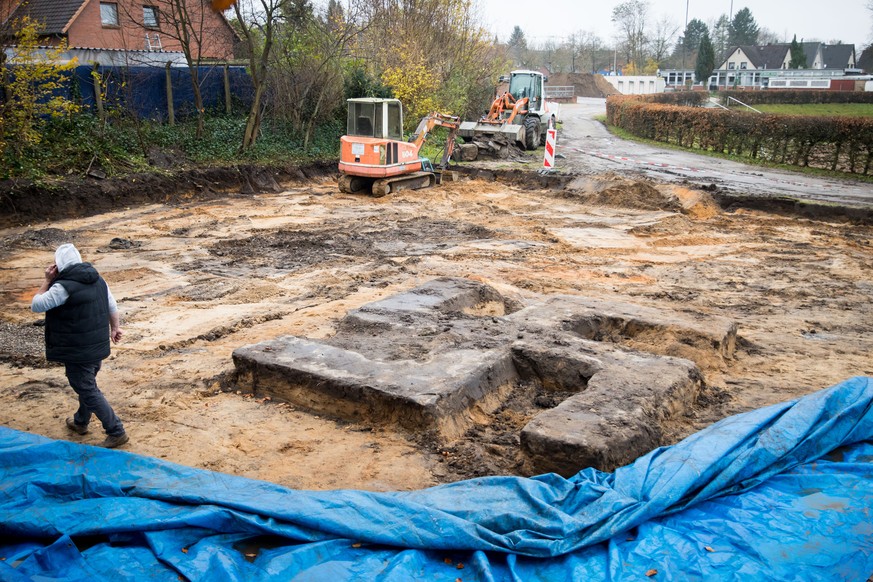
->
<box><xmin>557</xmin><ymin>98</ymin><xmax>873</xmax><ymax>209</ymax></box>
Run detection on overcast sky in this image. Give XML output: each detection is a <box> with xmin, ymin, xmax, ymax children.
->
<box><xmin>475</xmin><ymin>0</ymin><xmax>872</xmax><ymax>49</ymax></box>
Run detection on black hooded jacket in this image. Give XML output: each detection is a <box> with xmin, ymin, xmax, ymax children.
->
<box><xmin>45</xmin><ymin>263</ymin><xmax>111</xmax><ymax>363</ymax></box>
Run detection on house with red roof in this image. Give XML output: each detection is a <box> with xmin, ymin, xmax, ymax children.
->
<box><xmin>3</xmin><ymin>0</ymin><xmax>236</xmax><ymax>65</ymax></box>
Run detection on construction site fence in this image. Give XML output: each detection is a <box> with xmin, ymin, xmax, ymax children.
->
<box><xmin>5</xmin><ymin>64</ymin><xmax>255</xmax><ymax>122</ymax></box>
<box><xmin>606</xmin><ymin>94</ymin><xmax>873</xmax><ymax>175</ymax></box>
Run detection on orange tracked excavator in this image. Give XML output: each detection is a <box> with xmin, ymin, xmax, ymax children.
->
<box><xmin>338</xmin><ymin>98</ymin><xmax>459</xmax><ymax>197</ymax></box>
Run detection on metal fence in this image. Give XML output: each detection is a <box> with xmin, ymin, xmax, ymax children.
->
<box><xmin>544</xmin><ymin>86</ymin><xmax>575</xmax><ymax>99</ymax></box>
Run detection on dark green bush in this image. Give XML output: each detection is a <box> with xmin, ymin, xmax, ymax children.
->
<box><xmin>1</xmin><ymin>113</ymin><xmax>343</xmax><ymax>180</ymax></box>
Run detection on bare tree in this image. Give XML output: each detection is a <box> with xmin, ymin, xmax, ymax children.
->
<box><xmin>120</xmin><ymin>0</ymin><xmax>235</xmax><ymax>137</ymax></box>
<box><xmin>757</xmin><ymin>26</ymin><xmax>781</xmax><ymax>45</ymax></box>
<box><xmin>268</xmin><ymin>1</ymin><xmax>364</xmax><ymax>149</ymax></box>
<box><xmin>155</xmin><ymin>0</ymin><xmax>233</xmax><ymax>136</ymax></box>
<box><xmin>354</xmin><ymin>0</ymin><xmax>506</xmax><ymax>120</ymax></box>
<box><xmin>649</xmin><ymin>15</ymin><xmax>679</xmax><ymax>66</ymax></box>
<box><xmin>612</xmin><ymin>0</ymin><xmax>649</xmax><ymax>73</ymax></box>
<box><xmin>567</xmin><ymin>30</ymin><xmax>603</xmax><ymax>73</ymax></box>
<box><xmin>232</xmin><ymin>0</ymin><xmax>287</xmax><ymax>151</ymax></box>
<box><xmin>540</xmin><ymin>37</ymin><xmax>561</xmax><ymax>73</ymax></box>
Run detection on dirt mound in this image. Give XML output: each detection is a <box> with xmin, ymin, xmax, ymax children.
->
<box><xmin>1</xmin><ymin>228</ymin><xmax>75</xmax><ymax>258</ymax></box>
<box><xmin>593</xmin><ymin>74</ymin><xmax>620</xmax><ymax>97</ymax></box>
<box><xmin>665</xmin><ymin>186</ymin><xmax>722</xmax><ymax>220</ymax></box>
<box><xmin>581</xmin><ymin>180</ymin><xmax>682</xmax><ymax>212</ymax></box>
<box><xmin>546</xmin><ymin>73</ymin><xmax>619</xmax><ymax>98</ymax></box>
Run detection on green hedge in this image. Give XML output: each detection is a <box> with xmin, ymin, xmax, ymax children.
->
<box><xmin>606</xmin><ymin>95</ymin><xmax>873</xmax><ymax>174</ymax></box>
<box><xmin>720</xmin><ymin>90</ymin><xmax>873</xmax><ymax>106</ymax></box>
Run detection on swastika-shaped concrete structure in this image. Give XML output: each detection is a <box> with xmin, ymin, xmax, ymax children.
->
<box><xmin>233</xmin><ymin>278</ymin><xmax>737</xmax><ymax>475</ymax></box>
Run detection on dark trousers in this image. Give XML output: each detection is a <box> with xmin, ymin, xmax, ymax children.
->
<box><xmin>65</xmin><ymin>361</ymin><xmax>125</xmax><ymax>437</ymax></box>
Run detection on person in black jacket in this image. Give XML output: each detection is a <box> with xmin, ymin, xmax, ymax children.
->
<box><xmin>32</xmin><ymin>244</ymin><xmax>129</xmax><ymax>448</ymax></box>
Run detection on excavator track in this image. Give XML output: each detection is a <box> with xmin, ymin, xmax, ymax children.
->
<box><xmin>371</xmin><ymin>172</ymin><xmax>435</xmax><ymax>197</ymax></box>
<box><xmin>338</xmin><ymin>174</ymin><xmax>374</xmax><ymax>194</ymax></box>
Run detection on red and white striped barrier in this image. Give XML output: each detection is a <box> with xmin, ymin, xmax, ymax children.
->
<box><xmin>542</xmin><ymin>128</ymin><xmax>558</xmax><ymax>170</ymax></box>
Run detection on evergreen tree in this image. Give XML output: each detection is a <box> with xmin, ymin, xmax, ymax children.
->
<box><xmin>507</xmin><ymin>25</ymin><xmax>528</xmax><ymax>67</ymax></box>
<box><xmin>508</xmin><ymin>26</ymin><xmax>527</xmax><ymax>51</ymax></box>
<box><xmin>679</xmin><ymin>18</ymin><xmax>709</xmax><ymax>52</ymax></box>
<box><xmin>712</xmin><ymin>14</ymin><xmax>730</xmax><ymax>60</ymax></box>
<box><xmin>283</xmin><ymin>0</ymin><xmax>312</xmax><ymax>26</ymax></box>
<box><xmin>788</xmin><ymin>35</ymin><xmax>807</xmax><ymax>68</ymax></box>
<box><xmin>695</xmin><ymin>30</ymin><xmax>715</xmax><ymax>86</ymax></box>
<box><xmin>326</xmin><ymin>0</ymin><xmax>344</xmax><ymax>30</ymax></box>
<box><xmin>858</xmin><ymin>44</ymin><xmax>873</xmax><ymax>73</ymax></box>
<box><xmin>728</xmin><ymin>7</ymin><xmax>759</xmax><ymax>47</ymax></box>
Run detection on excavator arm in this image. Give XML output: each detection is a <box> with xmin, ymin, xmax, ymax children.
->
<box><xmin>480</xmin><ymin>92</ymin><xmax>530</xmax><ymax>126</ymax></box>
<box><xmin>409</xmin><ymin>112</ymin><xmax>461</xmax><ymax>169</ymax></box>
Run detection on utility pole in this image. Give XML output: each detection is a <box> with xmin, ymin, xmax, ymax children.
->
<box><xmin>682</xmin><ymin>0</ymin><xmax>690</xmax><ymax>75</ymax></box>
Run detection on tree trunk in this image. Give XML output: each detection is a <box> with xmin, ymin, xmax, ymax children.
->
<box><xmin>303</xmin><ymin>83</ymin><xmax>328</xmax><ymax>151</ymax></box>
<box><xmin>93</xmin><ymin>63</ymin><xmax>105</xmax><ymax>123</ymax></box>
<box><xmin>242</xmin><ymin>83</ymin><xmax>266</xmax><ymax>151</ymax></box>
<box><xmin>189</xmin><ymin>67</ymin><xmax>204</xmax><ymax>139</ymax></box>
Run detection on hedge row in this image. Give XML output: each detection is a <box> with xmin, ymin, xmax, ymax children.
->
<box><xmin>637</xmin><ymin>92</ymin><xmax>710</xmax><ymax>107</ymax></box>
<box><xmin>719</xmin><ymin>90</ymin><xmax>873</xmax><ymax>106</ymax></box>
<box><xmin>606</xmin><ymin>95</ymin><xmax>873</xmax><ymax>174</ymax></box>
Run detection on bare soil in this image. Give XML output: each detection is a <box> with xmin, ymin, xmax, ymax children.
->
<box><xmin>546</xmin><ymin>73</ymin><xmax>621</xmax><ymax>98</ymax></box>
<box><xmin>1</xmin><ymin>172</ymin><xmax>871</xmax><ymax>491</ymax></box>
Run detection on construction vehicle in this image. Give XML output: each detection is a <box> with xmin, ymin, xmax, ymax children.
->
<box><xmin>458</xmin><ymin>70</ymin><xmax>558</xmax><ymax>158</ymax></box>
<box><xmin>338</xmin><ymin>98</ymin><xmax>460</xmax><ymax>197</ymax></box>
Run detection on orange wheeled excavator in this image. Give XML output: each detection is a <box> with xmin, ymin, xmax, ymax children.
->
<box><xmin>458</xmin><ymin>70</ymin><xmax>558</xmax><ymax>158</ymax></box>
<box><xmin>338</xmin><ymin>98</ymin><xmax>460</xmax><ymax>196</ymax></box>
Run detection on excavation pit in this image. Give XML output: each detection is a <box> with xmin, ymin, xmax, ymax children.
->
<box><xmin>233</xmin><ymin>278</ymin><xmax>738</xmax><ymax>475</ymax></box>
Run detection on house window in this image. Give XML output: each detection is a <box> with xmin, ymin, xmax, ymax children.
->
<box><xmin>100</xmin><ymin>2</ymin><xmax>119</xmax><ymax>26</ymax></box>
<box><xmin>740</xmin><ymin>62</ymin><xmax>747</xmax><ymax>69</ymax></box>
<box><xmin>143</xmin><ymin>6</ymin><xmax>159</xmax><ymax>28</ymax></box>
<box><xmin>728</xmin><ymin>62</ymin><xmax>735</xmax><ymax>70</ymax></box>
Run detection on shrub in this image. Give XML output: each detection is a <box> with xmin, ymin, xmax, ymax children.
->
<box><xmin>606</xmin><ymin>94</ymin><xmax>873</xmax><ymax>174</ymax></box>
<box><xmin>719</xmin><ymin>90</ymin><xmax>873</xmax><ymax>106</ymax></box>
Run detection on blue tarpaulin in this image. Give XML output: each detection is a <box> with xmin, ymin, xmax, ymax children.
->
<box><xmin>1</xmin><ymin>376</ymin><xmax>871</xmax><ymax>581</ymax></box>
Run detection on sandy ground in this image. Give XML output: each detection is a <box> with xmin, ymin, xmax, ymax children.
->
<box><xmin>1</xmin><ymin>174</ymin><xmax>871</xmax><ymax>491</ymax></box>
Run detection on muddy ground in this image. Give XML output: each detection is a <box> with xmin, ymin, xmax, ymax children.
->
<box><xmin>1</xmin><ymin>171</ymin><xmax>871</xmax><ymax>491</ymax></box>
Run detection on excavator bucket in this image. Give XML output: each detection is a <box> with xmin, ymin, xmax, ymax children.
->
<box><xmin>459</xmin><ymin>121</ymin><xmax>523</xmax><ymax>141</ymax></box>
<box><xmin>457</xmin><ymin>122</ymin><xmax>524</xmax><ymax>159</ymax></box>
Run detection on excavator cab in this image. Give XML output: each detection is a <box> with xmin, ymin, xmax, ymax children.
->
<box><xmin>508</xmin><ymin>72</ymin><xmax>542</xmax><ymax>107</ymax></box>
<box><xmin>346</xmin><ymin>98</ymin><xmax>404</xmax><ymax>140</ymax></box>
